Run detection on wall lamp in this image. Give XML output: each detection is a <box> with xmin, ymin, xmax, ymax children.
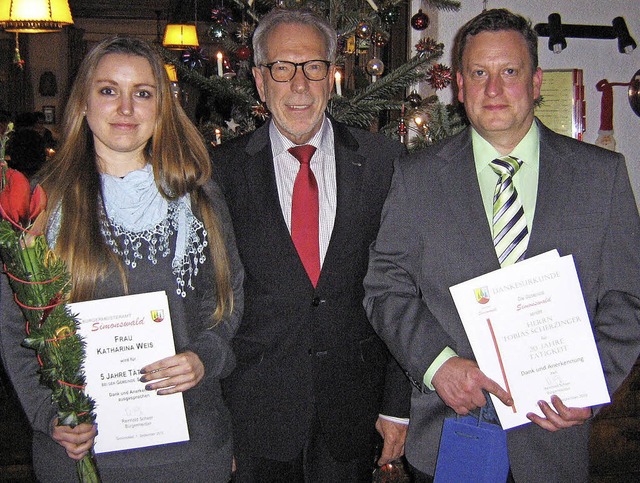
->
<box><xmin>535</xmin><ymin>14</ymin><xmax>637</xmax><ymax>54</ymax></box>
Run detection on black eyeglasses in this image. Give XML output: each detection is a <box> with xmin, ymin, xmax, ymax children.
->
<box><xmin>260</xmin><ymin>60</ymin><xmax>332</xmax><ymax>82</ymax></box>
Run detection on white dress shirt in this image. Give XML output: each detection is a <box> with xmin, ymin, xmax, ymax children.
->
<box><xmin>269</xmin><ymin>117</ymin><xmax>336</xmax><ymax>267</ymax></box>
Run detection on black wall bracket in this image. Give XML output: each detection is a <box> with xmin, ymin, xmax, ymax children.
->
<box><xmin>534</xmin><ymin>14</ymin><xmax>637</xmax><ymax>54</ymax></box>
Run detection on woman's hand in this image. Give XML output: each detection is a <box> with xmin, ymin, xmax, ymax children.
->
<box><xmin>140</xmin><ymin>350</ymin><xmax>205</xmax><ymax>395</ymax></box>
<box><xmin>51</xmin><ymin>420</ymin><xmax>97</xmax><ymax>460</ymax></box>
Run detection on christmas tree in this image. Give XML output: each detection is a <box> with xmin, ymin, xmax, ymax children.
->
<box><xmin>160</xmin><ymin>0</ymin><xmax>466</xmax><ymax>151</ymax></box>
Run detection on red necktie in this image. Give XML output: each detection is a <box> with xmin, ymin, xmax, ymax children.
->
<box><xmin>289</xmin><ymin>145</ymin><xmax>320</xmax><ymax>287</ymax></box>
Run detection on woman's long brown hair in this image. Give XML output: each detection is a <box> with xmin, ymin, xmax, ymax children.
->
<box><xmin>38</xmin><ymin>36</ymin><xmax>232</xmax><ymax>322</ymax></box>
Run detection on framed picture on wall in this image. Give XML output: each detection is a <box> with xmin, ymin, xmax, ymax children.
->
<box><xmin>42</xmin><ymin>106</ymin><xmax>55</xmax><ymax>124</ymax></box>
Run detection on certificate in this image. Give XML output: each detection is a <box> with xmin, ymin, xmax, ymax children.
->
<box><xmin>449</xmin><ymin>251</ymin><xmax>610</xmax><ymax>429</ymax></box>
<box><xmin>72</xmin><ymin>291</ymin><xmax>189</xmax><ymax>453</ymax></box>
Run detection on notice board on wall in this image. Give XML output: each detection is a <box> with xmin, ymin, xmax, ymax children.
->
<box><xmin>535</xmin><ymin>69</ymin><xmax>585</xmax><ymax>140</ymax></box>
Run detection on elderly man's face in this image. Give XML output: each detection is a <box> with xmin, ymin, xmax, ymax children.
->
<box><xmin>253</xmin><ymin>22</ymin><xmax>335</xmax><ymax>145</ymax></box>
<box><xmin>456</xmin><ymin>30</ymin><xmax>542</xmax><ymax>153</ymax></box>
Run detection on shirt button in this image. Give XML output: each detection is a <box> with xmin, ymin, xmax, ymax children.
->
<box><xmin>311</xmin><ymin>297</ymin><xmax>321</xmax><ymax>307</ymax></box>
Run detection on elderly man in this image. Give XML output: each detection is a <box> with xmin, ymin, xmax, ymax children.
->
<box><xmin>213</xmin><ymin>8</ymin><xmax>410</xmax><ymax>482</ymax></box>
<box><xmin>364</xmin><ymin>8</ymin><xmax>640</xmax><ymax>483</ymax></box>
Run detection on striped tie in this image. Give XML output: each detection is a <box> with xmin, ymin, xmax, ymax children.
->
<box><xmin>490</xmin><ymin>156</ymin><xmax>529</xmax><ymax>267</ymax></box>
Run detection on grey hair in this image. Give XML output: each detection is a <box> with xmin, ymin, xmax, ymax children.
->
<box><xmin>252</xmin><ymin>8</ymin><xmax>337</xmax><ymax>65</ymax></box>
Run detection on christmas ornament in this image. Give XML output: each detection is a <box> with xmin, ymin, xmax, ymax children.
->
<box><xmin>182</xmin><ymin>47</ymin><xmax>208</xmax><ymax>69</ymax></box>
<box><xmin>406</xmin><ymin>90</ymin><xmax>422</xmax><ymax>108</ymax></box>
<box><xmin>371</xmin><ymin>30</ymin><xmax>390</xmax><ymax>47</ymax></box>
<box><xmin>414</xmin><ymin>114</ymin><xmax>432</xmax><ymax>142</ymax></box>
<box><xmin>411</xmin><ymin>9</ymin><xmax>430</xmax><ymax>31</ymax></box>
<box><xmin>251</xmin><ymin>103</ymin><xmax>270</xmax><ymax>120</ymax></box>
<box><xmin>415</xmin><ymin>37</ymin><xmax>444</xmax><ymax>57</ymax></box>
<box><xmin>211</xmin><ymin>6</ymin><xmax>234</xmax><ymax>25</ymax></box>
<box><xmin>235</xmin><ymin>21</ymin><xmax>254</xmax><ymax>42</ymax></box>
<box><xmin>226</xmin><ymin>118</ymin><xmax>240</xmax><ymax>132</ymax></box>
<box><xmin>595</xmin><ymin>79</ymin><xmax>616</xmax><ymax>151</ymax></box>
<box><xmin>426</xmin><ymin>63</ymin><xmax>452</xmax><ymax>90</ymax></box>
<box><xmin>357</xmin><ymin>38</ymin><xmax>371</xmax><ymax>53</ymax></box>
<box><xmin>379</xmin><ymin>5</ymin><xmax>400</xmax><ymax>25</ymax></box>
<box><xmin>13</xmin><ymin>34</ymin><xmax>24</xmax><ymax>69</ymax></box>
<box><xmin>236</xmin><ymin>45</ymin><xmax>252</xmax><ymax>61</ymax></box>
<box><xmin>356</xmin><ymin>20</ymin><xmax>372</xmax><ymax>39</ymax></box>
<box><xmin>372</xmin><ymin>460</ymin><xmax>411</xmax><ymax>482</ymax></box>
<box><xmin>222</xmin><ymin>58</ymin><xmax>236</xmax><ymax>79</ymax></box>
<box><xmin>207</xmin><ymin>24</ymin><xmax>228</xmax><ymax>40</ymax></box>
<box><xmin>366</xmin><ymin>57</ymin><xmax>385</xmax><ymax>76</ymax></box>
<box><xmin>398</xmin><ymin>104</ymin><xmax>408</xmax><ymax>145</ymax></box>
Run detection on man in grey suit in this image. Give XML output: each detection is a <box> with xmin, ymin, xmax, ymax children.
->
<box><xmin>213</xmin><ymin>8</ymin><xmax>410</xmax><ymax>482</ymax></box>
<box><xmin>364</xmin><ymin>8</ymin><xmax>640</xmax><ymax>482</ymax></box>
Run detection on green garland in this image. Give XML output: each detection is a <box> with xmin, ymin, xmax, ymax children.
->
<box><xmin>0</xmin><ymin>128</ymin><xmax>99</xmax><ymax>482</ymax></box>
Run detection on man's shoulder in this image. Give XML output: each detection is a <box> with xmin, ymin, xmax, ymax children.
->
<box><xmin>399</xmin><ymin>125</ymin><xmax>471</xmax><ymax>170</ymax></box>
<box><xmin>538</xmin><ymin>120</ymin><xmax>623</xmax><ymax>162</ymax></box>
<box><xmin>213</xmin><ymin>132</ymin><xmax>254</xmax><ymax>160</ymax></box>
<box><xmin>334</xmin><ymin>121</ymin><xmax>405</xmax><ymax>157</ymax></box>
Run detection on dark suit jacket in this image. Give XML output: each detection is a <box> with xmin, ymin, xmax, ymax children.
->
<box><xmin>364</xmin><ymin>120</ymin><xmax>640</xmax><ymax>482</ymax></box>
<box><xmin>213</xmin><ymin>118</ymin><xmax>411</xmax><ymax>462</ymax></box>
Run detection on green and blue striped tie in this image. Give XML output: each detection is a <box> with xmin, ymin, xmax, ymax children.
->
<box><xmin>490</xmin><ymin>156</ymin><xmax>529</xmax><ymax>267</ymax></box>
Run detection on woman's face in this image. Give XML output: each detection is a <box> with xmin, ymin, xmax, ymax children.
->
<box><xmin>85</xmin><ymin>53</ymin><xmax>158</xmax><ymax>175</ymax></box>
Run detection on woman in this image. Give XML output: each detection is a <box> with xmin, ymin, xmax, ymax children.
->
<box><xmin>0</xmin><ymin>37</ymin><xmax>243</xmax><ymax>481</ymax></box>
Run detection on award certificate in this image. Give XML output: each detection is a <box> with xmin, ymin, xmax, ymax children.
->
<box><xmin>73</xmin><ymin>291</ymin><xmax>189</xmax><ymax>453</ymax></box>
<box><xmin>450</xmin><ymin>251</ymin><xmax>610</xmax><ymax>429</ymax></box>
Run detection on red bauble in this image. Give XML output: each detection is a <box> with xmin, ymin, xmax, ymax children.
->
<box><xmin>236</xmin><ymin>45</ymin><xmax>251</xmax><ymax>61</ymax></box>
<box><xmin>411</xmin><ymin>9</ymin><xmax>429</xmax><ymax>31</ymax></box>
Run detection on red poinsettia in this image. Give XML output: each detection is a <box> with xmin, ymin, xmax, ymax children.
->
<box><xmin>0</xmin><ymin>168</ymin><xmax>47</xmax><ymax>229</ymax></box>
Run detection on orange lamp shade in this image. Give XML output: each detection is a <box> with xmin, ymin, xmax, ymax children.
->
<box><xmin>0</xmin><ymin>0</ymin><xmax>73</xmax><ymax>33</ymax></box>
<box><xmin>162</xmin><ymin>24</ymin><xmax>199</xmax><ymax>50</ymax></box>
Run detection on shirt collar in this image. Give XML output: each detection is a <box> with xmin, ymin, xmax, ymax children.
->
<box><xmin>472</xmin><ymin>121</ymin><xmax>540</xmax><ymax>172</ymax></box>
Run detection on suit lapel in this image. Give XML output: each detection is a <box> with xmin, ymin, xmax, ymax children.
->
<box><xmin>318</xmin><ymin>122</ymin><xmax>364</xmax><ymax>286</ymax></box>
<box><xmin>526</xmin><ymin>122</ymin><xmax>576</xmax><ymax>257</ymax></box>
<box><xmin>243</xmin><ymin>124</ymin><xmax>310</xmax><ymax>280</ymax></box>
<box><xmin>435</xmin><ymin>131</ymin><xmax>500</xmax><ymax>269</ymax></box>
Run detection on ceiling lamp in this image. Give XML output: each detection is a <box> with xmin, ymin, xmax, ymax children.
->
<box><xmin>162</xmin><ymin>23</ymin><xmax>199</xmax><ymax>50</ymax></box>
<box><xmin>0</xmin><ymin>0</ymin><xmax>74</xmax><ymax>33</ymax></box>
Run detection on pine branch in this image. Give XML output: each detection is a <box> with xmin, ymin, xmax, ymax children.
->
<box><xmin>328</xmin><ymin>51</ymin><xmax>442</xmax><ymax>126</ymax></box>
<box><xmin>425</xmin><ymin>0</ymin><xmax>461</xmax><ymax>11</ymax></box>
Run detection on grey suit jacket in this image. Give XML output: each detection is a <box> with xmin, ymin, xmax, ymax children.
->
<box><xmin>213</xmin><ymin>118</ymin><xmax>411</xmax><ymax>462</ymax></box>
<box><xmin>364</xmin><ymin>120</ymin><xmax>640</xmax><ymax>482</ymax></box>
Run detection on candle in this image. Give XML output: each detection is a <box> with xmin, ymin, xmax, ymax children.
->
<box><xmin>334</xmin><ymin>71</ymin><xmax>342</xmax><ymax>96</ymax></box>
<box><xmin>216</xmin><ymin>52</ymin><xmax>223</xmax><ymax>78</ymax></box>
<box><xmin>215</xmin><ymin>128</ymin><xmax>222</xmax><ymax>145</ymax></box>
<box><xmin>365</xmin><ymin>0</ymin><xmax>378</xmax><ymax>12</ymax></box>
<box><xmin>371</xmin><ymin>75</ymin><xmax>377</xmax><ymax>83</ymax></box>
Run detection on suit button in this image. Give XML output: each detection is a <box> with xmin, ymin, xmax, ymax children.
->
<box><xmin>311</xmin><ymin>297</ymin><xmax>321</xmax><ymax>307</ymax></box>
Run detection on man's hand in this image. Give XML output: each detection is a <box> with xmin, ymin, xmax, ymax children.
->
<box><xmin>431</xmin><ymin>357</ymin><xmax>513</xmax><ymax>414</ymax></box>
<box><xmin>140</xmin><ymin>350</ymin><xmax>205</xmax><ymax>395</ymax></box>
<box><xmin>527</xmin><ymin>395</ymin><xmax>591</xmax><ymax>431</ymax></box>
<box><xmin>51</xmin><ymin>420</ymin><xmax>97</xmax><ymax>460</ymax></box>
<box><xmin>375</xmin><ymin>417</ymin><xmax>408</xmax><ymax>466</ymax></box>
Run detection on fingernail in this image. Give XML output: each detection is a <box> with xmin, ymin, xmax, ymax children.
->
<box><xmin>538</xmin><ymin>400</ymin><xmax>545</xmax><ymax>408</ymax></box>
<box><xmin>145</xmin><ymin>384</ymin><xmax>152</xmax><ymax>391</ymax></box>
<box><xmin>139</xmin><ymin>368</ymin><xmax>147</xmax><ymax>374</ymax></box>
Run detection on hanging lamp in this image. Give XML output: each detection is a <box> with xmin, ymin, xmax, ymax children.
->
<box><xmin>162</xmin><ymin>24</ymin><xmax>199</xmax><ymax>50</ymax></box>
<box><xmin>0</xmin><ymin>0</ymin><xmax>74</xmax><ymax>33</ymax></box>
<box><xmin>162</xmin><ymin>0</ymin><xmax>199</xmax><ymax>50</ymax></box>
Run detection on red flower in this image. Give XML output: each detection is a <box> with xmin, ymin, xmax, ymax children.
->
<box><xmin>0</xmin><ymin>168</ymin><xmax>47</xmax><ymax>227</ymax></box>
